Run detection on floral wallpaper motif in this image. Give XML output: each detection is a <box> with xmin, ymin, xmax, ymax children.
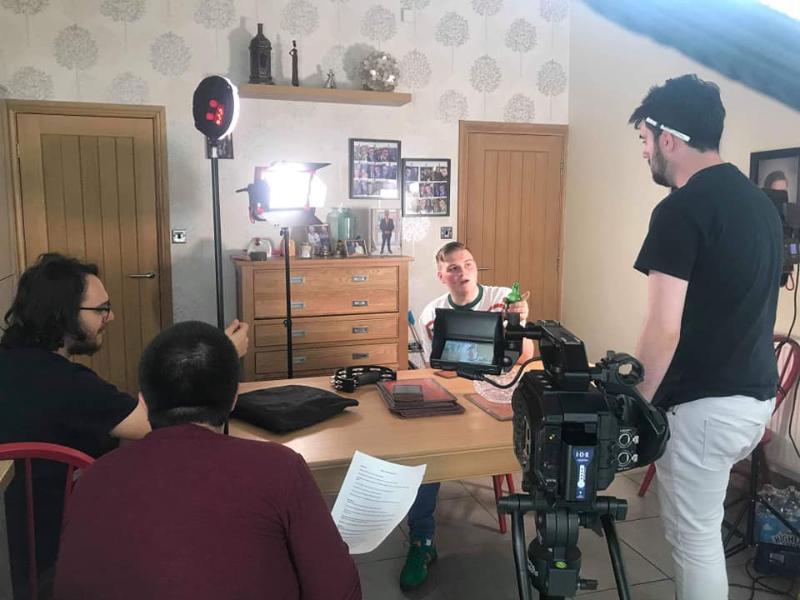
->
<box><xmin>150</xmin><ymin>32</ymin><xmax>191</xmax><ymax>77</ymax></box>
<box><xmin>53</xmin><ymin>25</ymin><xmax>97</xmax><ymax>97</ymax></box>
<box><xmin>110</xmin><ymin>71</ymin><xmax>149</xmax><ymax>104</ymax></box>
<box><xmin>505</xmin><ymin>18</ymin><xmax>537</xmax><ymax>76</ymax></box>
<box><xmin>435</xmin><ymin>12</ymin><xmax>469</xmax><ymax>72</ymax></box>
<box><xmin>0</xmin><ymin>0</ymin><xmax>568</xmax><ymax>323</ymax></box>
<box><xmin>360</xmin><ymin>5</ymin><xmax>397</xmax><ymax>48</ymax></box>
<box><xmin>280</xmin><ymin>0</ymin><xmax>319</xmax><ymax>37</ymax></box>
<box><xmin>10</xmin><ymin>65</ymin><xmax>53</xmax><ymax>99</ymax></box>
<box><xmin>100</xmin><ymin>0</ymin><xmax>146</xmax><ymax>48</ymax></box>
<box><xmin>504</xmin><ymin>93</ymin><xmax>535</xmax><ymax>122</ymax></box>
<box><xmin>1</xmin><ymin>0</ymin><xmax>49</xmax><ymax>45</ymax></box>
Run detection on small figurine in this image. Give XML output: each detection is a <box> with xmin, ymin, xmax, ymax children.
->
<box><xmin>324</xmin><ymin>69</ymin><xmax>337</xmax><ymax>89</ymax></box>
<box><xmin>290</xmin><ymin>40</ymin><xmax>299</xmax><ymax>87</ymax></box>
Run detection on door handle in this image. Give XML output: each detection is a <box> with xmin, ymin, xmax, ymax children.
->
<box><xmin>477</xmin><ymin>267</ymin><xmax>491</xmax><ymax>271</ymax></box>
<box><xmin>127</xmin><ymin>271</ymin><xmax>156</xmax><ymax>279</ymax></box>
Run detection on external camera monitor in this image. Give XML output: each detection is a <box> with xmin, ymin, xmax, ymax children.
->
<box><xmin>430</xmin><ymin>309</ymin><xmax>505</xmax><ymax>375</ymax></box>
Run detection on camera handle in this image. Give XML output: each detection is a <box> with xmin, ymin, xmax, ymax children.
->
<box><xmin>497</xmin><ymin>494</ymin><xmax>632</xmax><ymax>600</ymax></box>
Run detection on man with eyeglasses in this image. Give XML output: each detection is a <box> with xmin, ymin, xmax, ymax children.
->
<box><xmin>0</xmin><ymin>253</ymin><xmax>249</xmax><ymax>596</ymax></box>
<box><xmin>629</xmin><ymin>75</ymin><xmax>782</xmax><ymax>599</ymax></box>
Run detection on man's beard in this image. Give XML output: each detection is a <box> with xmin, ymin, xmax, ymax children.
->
<box><xmin>64</xmin><ymin>333</ymin><xmax>102</xmax><ymax>356</ymax></box>
<box><xmin>650</xmin><ymin>145</ymin><xmax>672</xmax><ymax>188</ymax></box>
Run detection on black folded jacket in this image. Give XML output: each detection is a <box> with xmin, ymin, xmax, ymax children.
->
<box><xmin>231</xmin><ymin>385</ymin><xmax>359</xmax><ymax>433</ymax></box>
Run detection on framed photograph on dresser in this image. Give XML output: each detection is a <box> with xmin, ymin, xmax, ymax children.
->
<box><xmin>401</xmin><ymin>158</ymin><xmax>450</xmax><ymax>216</ymax></box>
<box><xmin>349</xmin><ymin>138</ymin><xmax>401</xmax><ymax>200</ymax></box>
<box><xmin>369</xmin><ymin>208</ymin><xmax>402</xmax><ymax>255</ymax></box>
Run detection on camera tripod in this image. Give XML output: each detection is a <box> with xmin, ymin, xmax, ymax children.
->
<box><xmin>497</xmin><ymin>493</ymin><xmax>631</xmax><ymax>600</ymax></box>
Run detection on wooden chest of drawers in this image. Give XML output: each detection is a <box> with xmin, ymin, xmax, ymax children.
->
<box><xmin>234</xmin><ymin>256</ymin><xmax>411</xmax><ymax>381</ymax></box>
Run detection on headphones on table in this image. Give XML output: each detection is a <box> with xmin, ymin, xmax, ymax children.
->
<box><xmin>331</xmin><ymin>365</ymin><xmax>397</xmax><ymax>393</ymax></box>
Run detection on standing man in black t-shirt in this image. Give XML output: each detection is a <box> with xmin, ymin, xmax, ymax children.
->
<box><xmin>629</xmin><ymin>75</ymin><xmax>782</xmax><ymax>599</ymax></box>
<box><xmin>0</xmin><ymin>253</ymin><xmax>251</xmax><ymax>596</ymax></box>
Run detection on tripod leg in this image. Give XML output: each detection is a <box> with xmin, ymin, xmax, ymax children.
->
<box><xmin>600</xmin><ymin>515</ymin><xmax>631</xmax><ymax>600</ymax></box>
<box><xmin>510</xmin><ymin>509</ymin><xmax>533</xmax><ymax>600</ymax></box>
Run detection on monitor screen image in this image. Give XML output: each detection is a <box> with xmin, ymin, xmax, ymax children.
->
<box><xmin>440</xmin><ymin>340</ymin><xmax>495</xmax><ymax>366</ymax></box>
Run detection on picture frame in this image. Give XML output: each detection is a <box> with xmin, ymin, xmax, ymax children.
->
<box><xmin>401</xmin><ymin>158</ymin><xmax>451</xmax><ymax>217</ymax></box>
<box><xmin>369</xmin><ymin>208</ymin><xmax>402</xmax><ymax>255</ymax></box>
<box><xmin>305</xmin><ymin>223</ymin><xmax>331</xmax><ymax>256</ymax></box>
<box><xmin>750</xmin><ymin>147</ymin><xmax>800</xmax><ymax>205</ymax></box>
<box><xmin>345</xmin><ymin>239</ymin><xmax>369</xmax><ymax>257</ymax></box>
<box><xmin>349</xmin><ymin>138</ymin><xmax>401</xmax><ymax>200</ymax></box>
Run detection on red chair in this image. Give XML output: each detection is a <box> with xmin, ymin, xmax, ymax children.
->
<box><xmin>637</xmin><ymin>334</ymin><xmax>800</xmax><ymax>499</ymax></box>
<box><xmin>0</xmin><ymin>442</ymin><xmax>94</xmax><ymax>600</ymax></box>
<box><xmin>492</xmin><ymin>473</ymin><xmax>516</xmax><ymax>533</ymax></box>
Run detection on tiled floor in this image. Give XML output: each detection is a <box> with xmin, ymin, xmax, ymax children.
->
<box><xmin>338</xmin><ymin>467</ymin><xmax>798</xmax><ymax>599</ymax></box>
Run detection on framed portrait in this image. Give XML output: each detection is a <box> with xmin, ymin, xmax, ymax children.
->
<box><xmin>750</xmin><ymin>147</ymin><xmax>800</xmax><ymax>204</ymax></box>
<box><xmin>345</xmin><ymin>239</ymin><xmax>369</xmax><ymax>257</ymax></box>
<box><xmin>369</xmin><ymin>208</ymin><xmax>402</xmax><ymax>255</ymax></box>
<box><xmin>401</xmin><ymin>158</ymin><xmax>451</xmax><ymax>217</ymax></box>
<box><xmin>349</xmin><ymin>138</ymin><xmax>401</xmax><ymax>200</ymax></box>
<box><xmin>306</xmin><ymin>224</ymin><xmax>331</xmax><ymax>256</ymax></box>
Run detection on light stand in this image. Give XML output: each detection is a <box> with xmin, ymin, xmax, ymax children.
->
<box><xmin>210</xmin><ymin>143</ymin><xmax>225</xmax><ymax>329</ymax></box>
<box><xmin>281</xmin><ymin>227</ymin><xmax>294</xmax><ymax>379</ymax></box>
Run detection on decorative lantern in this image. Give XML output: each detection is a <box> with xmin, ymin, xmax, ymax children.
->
<box><xmin>249</xmin><ymin>23</ymin><xmax>273</xmax><ymax>84</ymax></box>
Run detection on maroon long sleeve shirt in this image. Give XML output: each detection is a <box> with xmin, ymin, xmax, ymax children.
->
<box><xmin>54</xmin><ymin>424</ymin><xmax>361</xmax><ymax>600</ymax></box>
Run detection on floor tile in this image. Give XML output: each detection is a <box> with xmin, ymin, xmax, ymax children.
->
<box><xmin>581</xmin><ymin>578</ymin><xmax>674</xmax><ymax>599</ymax></box>
<box><xmin>358</xmin><ymin>556</ymin><xmax>448</xmax><ymax>600</ymax></box>
<box><xmin>616</xmin><ymin>517</ymin><xmax>674</xmax><ymax>578</ymax></box>
<box><xmin>354</xmin><ymin>526</ymin><xmax>409</xmax><ymax>565</ymax></box>
<box><xmin>604</xmin><ymin>474</ymin><xmax>661</xmax><ymax>522</ymax></box>
<box><xmin>438</xmin><ymin>479</ymin><xmax>471</xmax><ymax>500</ymax></box>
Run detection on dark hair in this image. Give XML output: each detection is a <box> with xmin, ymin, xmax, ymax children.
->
<box><xmin>435</xmin><ymin>241</ymin><xmax>470</xmax><ymax>265</ymax></box>
<box><xmin>139</xmin><ymin>321</ymin><xmax>239</xmax><ymax>429</ymax></box>
<box><xmin>764</xmin><ymin>170</ymin><xmax>788</xmax><ymax>189</ymax></box>
<box><xmin>629</xmin><ymin>74</ymin><xmax>726</xmax><ymax>152</ymax></box>
<box><xmin>1</xmin><ymin>253</ymin><xmax>99</xmax><ymax>351</ymax></box>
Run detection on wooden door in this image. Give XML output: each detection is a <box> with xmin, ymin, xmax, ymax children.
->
<box><xmin>458</xmin><ymin>121</ymin><xmax>567</xmax><ymax>320</ymax></box>
<box><xmin>10</xmin><ymin>103</ymin><xmax>171</xmax><ymax>394</ymax></box>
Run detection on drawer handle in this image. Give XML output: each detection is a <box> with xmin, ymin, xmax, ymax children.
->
<box><xmin>291</xmin><ymin>301</ymin><xmax>305</xmax><ymax>309</ymax></box>
<box><xmin>290</xmin><ymin>276</ymin><xmax>305</xmax><ymax>285</ymax></box>
<box><xmin>352</xmin><ymin>274</ymin><xmax>368</xmax><ymax>282</ymax></box>
<box><xmin>293</xmin><ymin>356</ymin><xmax>306</xmax><ymax>364</ymax></box>
<box><xmin>292</xmin><ymin>330</ymin><xmax>306</xmax><ymax>338</ymax></box>
<box><xmin>352</xmin><ymin>326</ymin><xmax>369</xmax><ymax>334</ymax></box>
<box><xmin>352</xmin><ymin>352</ymin><xmax>369</xmax><ymax>360</ymax></box>
<box><xmin>352</xmin><ymin>300</ymin><xmax>368</xmax><ymax>307</ymax></box>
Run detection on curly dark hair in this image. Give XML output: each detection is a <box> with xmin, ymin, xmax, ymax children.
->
<box><xmin>1</xmin><ymin>253</ymin><xmax>99</xmax><ymax>351</ymax></box>
<box><xmin>629</xmin><ymin>74</ymin><xmax>726</xmax><ymax>152</ymax></box>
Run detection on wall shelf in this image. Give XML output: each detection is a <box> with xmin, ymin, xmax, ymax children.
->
<box><xmin>238</xmin><ymin>83</ymin><xmax>411</xmax><ymax>107</ymax></box>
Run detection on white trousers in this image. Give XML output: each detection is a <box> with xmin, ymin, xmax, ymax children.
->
<box><xmin>655</xmin><ymin>395</ymin><xmax>775</xmax><ymax>600</ymax></box>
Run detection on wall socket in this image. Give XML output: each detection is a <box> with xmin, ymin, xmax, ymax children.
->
<box><xmin>172</xmin><ymin>229</ymin><xmax>187</xmax><ymax>244</ymax></box>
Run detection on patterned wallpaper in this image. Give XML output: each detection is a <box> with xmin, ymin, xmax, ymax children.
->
<box><xmin>0</xmin><ymin>0</ymin><xmax>569</xmax><ymax>324</ymax></box>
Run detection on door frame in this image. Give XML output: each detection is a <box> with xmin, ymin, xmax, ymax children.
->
<box><xmin>1</xmin><ymin>99</ymin><xmax>173</xmax><ymax>326</ymax></box>
<box><xmin>457</xmin><ymin>120</ymin><xmax>568</xmax><ymax>318</ymax></box>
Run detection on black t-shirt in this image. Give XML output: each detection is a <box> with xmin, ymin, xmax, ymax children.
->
<box><xmin>634</xmin><ymin>163</ymin><xmax>782</xmax><ymax>409</ymax></box>
<box><xmin>0</xmin><ymin>346</ymin><xmax>138</xmax><ymax>592</ymax></box>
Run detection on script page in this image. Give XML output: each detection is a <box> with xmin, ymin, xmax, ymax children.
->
<box><xmin>331</xmin><ymin>451</ymin><xmax>426</xmax><ymax>554</ymax></box>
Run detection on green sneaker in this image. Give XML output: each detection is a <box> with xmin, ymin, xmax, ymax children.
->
<box><xmin>399</xmin><ymin>539</ymin><xmax>437</xmax><ymax>590</ymax></box>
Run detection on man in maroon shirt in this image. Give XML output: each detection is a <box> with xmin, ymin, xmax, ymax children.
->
<box><xmin>54</xmin><ymin>321</ymin><xmax>361</xmax><ymax>600</ymax></box>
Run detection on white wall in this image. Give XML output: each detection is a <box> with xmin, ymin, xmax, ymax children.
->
<box><xmin>0</xmin><ymin>0</ymin><xmax>569</xmax><ymax>324</ymax></box>
<box><xmin>564</xmin><ymin>1</ymin><xmax>800</xmax><ymax>476</ymax></box>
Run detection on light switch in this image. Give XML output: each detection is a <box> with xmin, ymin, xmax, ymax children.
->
<box><xmin>172</xmin><ymin>229</ymin><xmax>187</xmax><ymax>244</ymax></box>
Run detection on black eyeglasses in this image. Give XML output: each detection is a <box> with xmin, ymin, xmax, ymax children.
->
<box><xmin>79</xmin><ymin>302</ymin><xmax>112</xmax><ymax>319</ymax></box>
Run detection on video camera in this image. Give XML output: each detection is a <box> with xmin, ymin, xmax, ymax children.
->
<box><xmin>430</xmin><ymin>310</ymin><xmax>670</xmax><ymax>599</ymax></box>
<box><xmin>431</xmin><ymin>312</ymin><xmax>669</xmax><ymax>503</ymax></box>
<box><xmin>765</xmin><ymin>188</ymin><xmax>800</xmax><ymax>287</ymax></box>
